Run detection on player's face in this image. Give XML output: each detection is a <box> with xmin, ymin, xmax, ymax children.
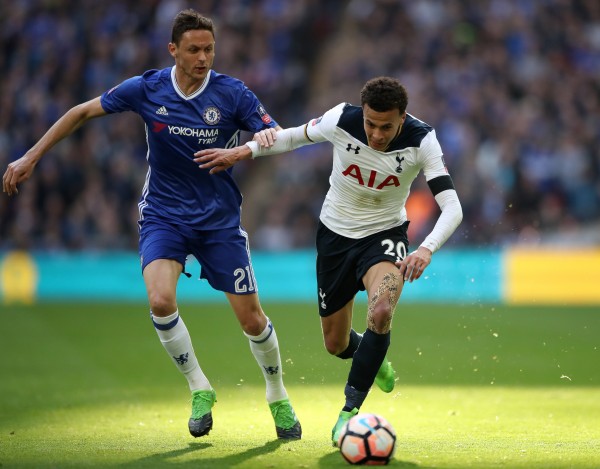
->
<box><xmin>169</xmin><ymin>29</ymin><xmax>215</xmax><ymax>86</ymax></box>
<box><xmin>363</xmin><ymin>104</ymin><xmax>406</xmax><ymax>152</ymax></box>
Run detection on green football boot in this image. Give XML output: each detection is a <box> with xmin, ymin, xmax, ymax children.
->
<box><xmin>269</xmin><ymin>398</ymin><xmax>302</xmax><ymax>439</ymax></box>
<box><xmin>374</xmin><ymin>360</ymin><xmax>396</xmax><ymax>393</ymax></box>
<box><xmin>331</xmin><ymin>407</ymin><xmax>359</xmax><ymax>446</ymax></box>
<box><xmin>188</xmin><ymin>389</ymin><xmax>216</xmax><ymax>437</ymax></box>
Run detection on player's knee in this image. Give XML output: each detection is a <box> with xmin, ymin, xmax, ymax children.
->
<box><xmin>238</xmin><ymin>309</ymin><xmax>267</xmax><ymax>336</ymax></box>
<box><xmin>367</xmin><ymin>302</ymin><xmax>393</xmax><ymax>334</ymax></box>
<box><xmin>323</xmin><ymin>336</ymin><xmax>347</xmax><ymax>356</ymax></box>
<box><xmin>240</xmin><ymin>318</ymin><xmax>263</xmax><ymax>336</ymax></box>
<box><xmin>148</xmin><ymin>290</ymin><xmax>177</xmax><ymax>317</ymax></box>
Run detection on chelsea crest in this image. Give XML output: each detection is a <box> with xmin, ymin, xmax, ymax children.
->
<box><xmin>202</xmin><ymin>106</ymin><xmax>221</xmax><ymax>125</ymax></box>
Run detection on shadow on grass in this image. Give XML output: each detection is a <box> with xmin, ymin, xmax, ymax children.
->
<box><xmin>318</xmin><ymin>450</ymin><xmax>436</xmax><ymax>468</ymax></box>
<box><xmin>121</xmin><ymin>439</ymin><xmax>286</xmax><ymax>468</ymax></box>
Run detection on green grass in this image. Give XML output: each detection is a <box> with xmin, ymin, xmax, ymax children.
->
<box><xmin>1</xmin><ymin>302</ymin><xmax>599</xmax><ymax>468</ymax></box>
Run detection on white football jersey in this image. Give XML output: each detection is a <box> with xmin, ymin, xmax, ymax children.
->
<box><xmin>305</xmin><ymin>103</ymin><xmax>449</xmax><ymax>239</ymax></box>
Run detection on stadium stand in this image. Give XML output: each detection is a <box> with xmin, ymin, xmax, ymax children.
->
<box><xmin>1</xmin><ymin>0</ymin><xmax>599</xmax><ymax>252</ymax></box>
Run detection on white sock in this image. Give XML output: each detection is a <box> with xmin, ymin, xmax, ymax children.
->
<box><xmin>245</xmin><ymin>317</ymin><xmax>288</xmax><ymax>403</ymax></box>
<box><xmin>151</xmin><ymin>310</ymin><xmax>211</xmax><ymax>392</ymax></box>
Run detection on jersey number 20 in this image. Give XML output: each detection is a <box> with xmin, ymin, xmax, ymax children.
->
<box><xmin>381</xmin><ymin>239</ymin><xmax>406</xmax><ymax>260</ymax></box>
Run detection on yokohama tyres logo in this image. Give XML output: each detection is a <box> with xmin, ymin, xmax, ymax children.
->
<box><xmin>167</xmin><ymin>126</ymin><xmax>218</xmax><ymax>137</ymax></box>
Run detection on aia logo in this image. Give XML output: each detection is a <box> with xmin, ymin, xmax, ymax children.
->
<box><xmin>342</xmin><ymin>164</ymin><xmax>400</xmax><ymax>189</ymax></box>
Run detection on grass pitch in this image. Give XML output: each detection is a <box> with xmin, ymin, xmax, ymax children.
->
<box><xmin>1</xmin><ymin>302</ymin><xmax>599</xmax><ymax>468</ymax></box>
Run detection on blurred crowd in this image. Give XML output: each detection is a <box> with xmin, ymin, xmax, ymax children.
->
<box><xmin>1</xmin><ymin>0</ymin><xmax>599</xmax><ymax>252</ymax></box>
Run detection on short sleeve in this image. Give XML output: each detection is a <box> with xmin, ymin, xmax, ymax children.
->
<box><xmin>100</xmin><ymin>76</ymin><xmax>143</xmax><ymax>114</ymax></box>
<box><xmin>236</xmin><ymin>88</ymin><xmax>279</xmax><ymax>133</ymax></box>
<box><xmin>305</xmin><ymin>102</ymin><xmax>346</xmax><ymax>143</ymax></box>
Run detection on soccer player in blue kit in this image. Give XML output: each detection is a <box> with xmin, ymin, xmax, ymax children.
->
<box><xmin>2</xmin><ymin>9</ymin><xmax>301</xmax><ymax>440</ymax></box>
<box><xmin>194</xmin><ymin>77</ymin><xmax>463</xmax><ymax>445</ymax></box>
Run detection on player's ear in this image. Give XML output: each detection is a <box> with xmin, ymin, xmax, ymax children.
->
<box><xmin>168</xmin><ymin>42</ymin><xmax>177</xmax><ymax>58</ymax></box>
<box><xmin>399</xmin><ymin>111</ymin><xmax>407</xmax><ymax>125</ymax></box>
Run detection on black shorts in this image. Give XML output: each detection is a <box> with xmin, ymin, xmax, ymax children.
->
<box><xmin>315</xmin><ymin>221</ymin><xmax>409</xmax><ymax>317</ymax></box>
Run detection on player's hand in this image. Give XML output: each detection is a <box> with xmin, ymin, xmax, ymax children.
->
<box><xmin>396</xmin><ymin>246</ymin><xmax>432</xmax><ymax>283</ymax></box>
<box><xmin>194</xmin><ymin>146</ymin><xmax>252</xmax><ymax>174</ymax></box>
<box><xmin>253</xmin><ymin>128</ymin><xmax>277</xmax><ymax>148</ymax></box>
<box><xmin>2</xmin><ymin>155</ymin><xmax>37</xmax><ymax>196</ymax></box>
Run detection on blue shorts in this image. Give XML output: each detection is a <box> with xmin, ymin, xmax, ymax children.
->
<box><xmin>138</xmin><ymin>218</ymin><xmax>258</xmax><ymax>294</ymax></box>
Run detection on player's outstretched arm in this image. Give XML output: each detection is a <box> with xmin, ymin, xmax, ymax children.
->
<box><xmin>2</xmin><ymin>97</ymin><xmax>106</xmax><ymax>196</ymax></box>
<box><xmin>194</xmin><ymin>145</ymin><xmax>254</xmax><ymax>174</ymax></box>
<box><xmin>194</xmin><ymin>124</ymin><xmax>313</xmax><ymax>175</ymax></box>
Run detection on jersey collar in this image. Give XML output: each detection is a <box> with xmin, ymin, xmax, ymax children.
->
<box><xmin>171</xmin><ymin>66</ymin><xmax>211</xmax><ymax>100</ymax></box>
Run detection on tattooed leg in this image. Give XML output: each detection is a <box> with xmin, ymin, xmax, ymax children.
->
<box><xmin>367</xmin><ymin>271</ymin><xmax>401</xmax><ymax>333</ymax></box>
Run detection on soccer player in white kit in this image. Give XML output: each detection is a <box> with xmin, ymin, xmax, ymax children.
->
<box><xmin>2</xmin><ymin>9</ymin><xmax>302</xmax><ymax>440</ymax></box>
<box><xmin>196</xmin><ymin>76</ymin><xmax>463</xmax><ymax>445</ymax></box>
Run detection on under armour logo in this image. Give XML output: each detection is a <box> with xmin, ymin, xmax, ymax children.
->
<box><xmin>395</xmin><ymin>156</ymin><xmax>405</xmax><ymax>173</ymax></box>
<box><xmin>319</xmin><ymin>288</ymin><xmax>327</xmax><ymax>309</ymax></box>
<box><xmin>263</xmin><ymin>365</ymin><xmax>279</xmax><ymax>375</ymax></box>
<box><xmin>173</xmin><ymin>353</ymin><xmax>189</xmax><ymax>365</ymax></box>
<box><xmin>346</xmin><ymin>143</ymin><xmax>360</xmax><ymax>154</ymax></box>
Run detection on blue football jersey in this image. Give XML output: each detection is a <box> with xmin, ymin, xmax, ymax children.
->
<box><xmin>100</xmin><ymin>67</ymin><xmax>277</xmax><ymax>229</ymax></box>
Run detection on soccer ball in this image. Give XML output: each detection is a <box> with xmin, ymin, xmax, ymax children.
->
<box><xmin>338</xmin><ymin>413</ymin><xmax>396</xmax><ymax>465</ymax></box>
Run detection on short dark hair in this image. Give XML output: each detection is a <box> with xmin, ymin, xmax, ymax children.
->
<box><xmin>171</xmin><ymin>9</ymin><xmax>215</xmax><ymax>45</ymax></box>
<box><xmin>360</xmin><ymin>77</ymin><xmax>408</xmax><ymax>114</ymax></box>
